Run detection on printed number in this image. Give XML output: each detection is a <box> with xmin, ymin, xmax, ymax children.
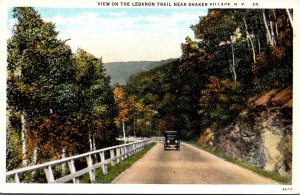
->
<box><xmin>253</xmin><ymin>3</ymin><xmax>258</xmax><ymax>6</ymax></box>
<box><xmin>282</xmin><ymin>187</ymin><xmax>293</xmax><ymax>191</ymax></box>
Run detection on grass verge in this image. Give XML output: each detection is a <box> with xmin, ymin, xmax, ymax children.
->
<box><xmin>187</xmin><ymin>141</ymin><xmax>291</xmax><ymax>184</ymax></box>
<box><xmin>80</xmin><ymin>142</ymin><xmax>156</xmax><ymax>183</ymax></box>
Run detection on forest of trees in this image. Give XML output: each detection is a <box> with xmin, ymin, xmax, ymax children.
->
<box><xmin>125</xmin><ymin>9</ymin><xmax>293</xmax><ymax>140</ymax></box>
<box><xmin>6</xmin><ymin>8</ymin><xmax>293</xmax><ymax>172</ymax></box>
<box><xmin>6</xmin><ymin>8</ymin><xmax>119</xmax><ymax>170</ymax></box>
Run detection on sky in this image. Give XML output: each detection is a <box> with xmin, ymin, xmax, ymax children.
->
<box><xmin>8</xmin><ymin>8</ymin><xmax>207</xmax><ymax>63</ymax></box>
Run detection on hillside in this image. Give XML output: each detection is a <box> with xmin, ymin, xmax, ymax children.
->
<box><xmin>199</xmin><ymin>86</ymin><xmax>292</xmax><ymax>177</ymax></box>
<box><xmin>121</xmin><ymin>9</ymin><xmax>293</xmax><ymax>180</ymax></box>
<box><xmin>104</xmin><ymin>58</ymin><xmax>176</xmax><ymax>85</ymax></box>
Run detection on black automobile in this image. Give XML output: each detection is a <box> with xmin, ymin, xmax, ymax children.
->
<box><xmin>164</xmin><ymin>130</ymin><xmax>180</xmax><ymax>150</ymax></box>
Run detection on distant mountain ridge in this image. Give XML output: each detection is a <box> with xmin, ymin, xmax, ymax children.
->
<box><xmin>104</xmin><ymin>58</ymin><xmax>177</xmax><ymax>86</ymax></box>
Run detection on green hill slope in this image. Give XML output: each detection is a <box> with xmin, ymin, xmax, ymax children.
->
<box><xmin>104</xmin><ymin>58</ymin><xmax>176</xmax><ymax>85</ymax></box>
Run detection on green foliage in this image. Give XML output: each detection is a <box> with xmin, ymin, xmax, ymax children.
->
<box><xmin>124</xmin><ymin>9</ymin><xmax>292</xmax><ymax>142</ymax></box>
<box><xmin>7</xmin><ymin>7</ymin><xmax>118</xmax><ymax>170</ymax></box>
<box><xmin>200</xmin><ymin>77</ymin><xmax>246</xmax><ymax>130</ymax></box>
<box><xmin>6</xmin><ymin>7</ymin><xmax>292</xmax><ymax>177</ymax></box>
<box><xmin>6</xmin><ymin>112</ymin><xmax>22</xmax><ymax>170</ymax></box>
<box><xmin>72</xmin><ymin>48</ymin><xmax>119</xmax><ymax>152</ymax></box>
<box><xmin>104</xmin><ymin>59</ymin><xmax>176</xmax><ymax>86</ymax></box>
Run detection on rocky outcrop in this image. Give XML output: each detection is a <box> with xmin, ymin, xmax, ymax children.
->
<box><xmin>200</xmin><ymin>86</ymin><xmax>292</xmax><ymax>177</ymax></box>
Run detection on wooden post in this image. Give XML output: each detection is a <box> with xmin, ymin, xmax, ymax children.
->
<box><xmin>110</xmin><ymin>149</ymin><xmax>115</xmax><ymax>166</ymax></box>
<box><xmin>128</xmin><ymin>144</ymin><xmax>132</xmax><ymax>156</ymax></box>
<box><xmin>120</xmin><ymin>147</ymin><xmax>124</xmax><ymax>161</ymax></box>
<box><xmin>129</xmin><ymin>145</ymin><xmax>133</xmax><ymax>156</ymax></box>
<box><xmin>100</xmin><ymin>152</ymin><xmax>108</xmax><ymax>174</ymax></box>
<box><xmin>126</xmin><ymin>145</ymin><xmax>130</xmax><ymax>157</ymax></box>
<box><xmin>67</xmin><ymin>160</ymin><xmax>79</xmax><ymax>183</ymax></box>
<box><xmin>44</xmin><ymin>165</ymin><xmax>55</xmax><ymax>183</ymax></box>
<box><xmin>123</xmin><ymin>146</ymin><xmax>127</xmax><ymax>160</ymax></box>
<box><xmin>133</xmin><ymin>143</ymin><xmax>137</xmax><ymax>154</ymax></box>
<box><xmin>116</xmin><ymin>147</ymin><xmax>121</xmax><ymax>164</ymax></box>
<box><xmin>138</xmin><ymin>142</ymin><xmax>141</xmax><ymax>152</ymax></box>
<box><xmin>86</xmin><ymin>155</ymin><xmax>95</xmax><ymax>183</ymax></box>
<box><xmin>14</xmin><ymin>173</ymin><xmax>20</xmax><ymax>183</ymax></box>
<box><xmin>136</xmin><ymin>143</ymin><xmax>139</xmax><ymax>153</ymax></box>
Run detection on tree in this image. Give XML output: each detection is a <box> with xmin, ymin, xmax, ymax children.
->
<box><xmin>7</xmin><ymin>7</ymin><xmax>75</xmax><ymax>166</ymax></box>
<box><xmin>7</xmin><ymin>8</ymin><xmax>118</xmax><ymax>169</ymax></box>
<box><xmin>114</xmin><ymin>86</ymin><xmax>130</xmax><ymax>143</ymax></box>
<box><xmin>286</xmin><ymin>9</ymin><xmax>293</xmax><ymax>29</ymax></box>
<box><xmin>124</xmin><ymin>9</ymin><xmax>292</xmax><ymax>142</ymax></box>
<box><xmin>73</xmin><ymin>48</ymin><xmax>118</xmax><ymax>152</ymax></box>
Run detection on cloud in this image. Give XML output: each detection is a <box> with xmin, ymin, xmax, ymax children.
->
<box><xmin>7</xmin><ymin>18</ymin><xmax>17</xmax><ymax>37</ymax></box>
<box><xmin>45</xmin><ymin>9</ymin><xmax>207</xmax><ymax>62</ymax></box>
<box><xmin>108</xmin><ymin>12</ymin><xmax>127</xmax><ymax>17</ymax></box>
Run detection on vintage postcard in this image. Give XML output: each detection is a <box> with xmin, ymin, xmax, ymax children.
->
<box><xmin>0</xmin><ymin>0</ymin><xmax>299</xmax><ymax>194</ymax></box>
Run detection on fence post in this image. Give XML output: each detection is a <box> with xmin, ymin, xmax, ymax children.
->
<box><xmin>138</xmin><ymin>142</ymin><xmax>141</xmax><ymax>151</ymax></box>
<box><xmin>14</xmin><ymin>173</ymin><xmax>20</xmax><ymax>183</ymax></box>
<box><xmin>127</xmin><ymin>145</ymin><xmax>131</xmax><ymax>157</ymax></box>
<box><xmin>116</xmin><ymin>147</ymin><xmax>121</xmax><ymax>164</ymax></box>
<box><xmin>136</xmin><ymin>143</ymin><xmax>139</xmax><ymax>152</ymax></box>
<box><xmin>44</xmin><ymin>165</ymin><xmax>55</xmax><ymax>183</ymax></box>
<box><xmin>130</xmin><ymin>144</ymin><xmax>134</xmax><ymax>156</ymax></box>
<box><xmin>132</xmin><ymin>143</ymin><xmax>136</xmax><ymax>154</ymax></box>
<box><xmin>124</xmin><ymin>145</ymin><xmax>128</xmax><ymax>159</ymax></box>
<box><xmin>110</xmin><ymin>149</ymin><xmax>116</xmax><ymax>166</ymax></box>
<box><xmin>67</xmin><ymin>160</ymin><xmax>79</xmax><ymax>183</ymax></box>
<box><xmin>100</xmin><ymin>151</ymin><xmax>108</xmax><ymax>174</ymax></box>
<box><xmin>86</xmin><ymin>155</ymin><xmax>96</xmax><ymax>183</ymax></box>
<box><xmin>6</xmin><ymin>139</ymin><xmax>153</xmax><ymax>184</ymax></box>
<box><xmin>120</xmin><ymin>146</ymin><xmax>124</xmax><ymax>161</ymax></box>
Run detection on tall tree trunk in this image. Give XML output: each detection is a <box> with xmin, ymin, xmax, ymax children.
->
<box><xmin>269</xmin><ymin>20</ymin><xmax>276</xmax><ymax>45</ymax></box>
<box><xmin>21</xmin><ymin>112</ymin><xmax>28</xmax><ymax>166</ymax></box>
<box><xmin>133</xmin><ymin>116</ymin><xmax>136</xmax><ymax>137</ymax></box>
<box><xmin>256</xmin><ymin>35</ymin><xmax>262</xmax><ymax>54</ymax></box>
<box><xmin>33</xmin><ymin>147</ymin><xmax>38</xmax><ymax>164</ymax></box>
<box><xmin>243</xmin><ymin>18</ymin><xmax>257</xmax><ymax>64</ymax></box>
<box><xmin>230</xmin><ymin>36</ymin><xmax>237</xmax><ymax>83</ymax></box>
<box><xmin>92</xmin><ymin>133</ymin><xmax>98</xmax><ymax>161</ymax></box>
<box><xmin>272</xmin><ymin>9</ymin><xmax>279</xmax><ymax>36</ymax></box>
<box><xmin>286</xmin><ymin>9</ymin><xmax>293</xmax><ymax>29</ymax></box>
<box><xmin>88</xmin><ymin>131</ymin><xmax>93</xmax><ymax>152</ymax></box>
<box><xmin>122</xmin><ymin>121</ymin><xmax>126</xmax><ymax>144</ymax></box>
<box><xmin>92</xmin><ymin>133</ymin><xmax>96</xmax><ymax>151</ymax></box>
<box><xmin>31</xmin><ymin>146</ymin><xmax>38</xmax><ymax>176</ymax></box>
<box><xmin>262</xmin><ymin>10</ymin><xmax>274</xmax><ymax>46</ymax></box>
<box><xmin>275</xmin><ymin>22</ymin><xmax>279</xmax><ymax>37</ymax></box>
<box><xmin>61</xmin><ymin>148</ymin><xmax>67</xmax><ymax>176</ymax></box>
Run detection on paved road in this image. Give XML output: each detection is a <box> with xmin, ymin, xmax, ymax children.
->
<box><xmin>112</xmin><ymin>142</ymin><xmax>277</xmax><ymax>184</ymax></box>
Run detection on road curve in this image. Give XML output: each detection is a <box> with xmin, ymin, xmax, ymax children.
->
<box><xmin>112</xmin><ymin>142</ymin><xmax>277</xmax><ymax>184</ymax></box>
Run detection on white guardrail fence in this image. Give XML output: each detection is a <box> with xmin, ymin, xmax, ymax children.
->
<box><xmin>6</xmin><ymin>139</ymin><xmax>152</xmax><ymax>183</ymax></box>
<box><xmin>118</xmin><ymin>136</ymin><xmax>164</xmax><ymax>142</ymax></box>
